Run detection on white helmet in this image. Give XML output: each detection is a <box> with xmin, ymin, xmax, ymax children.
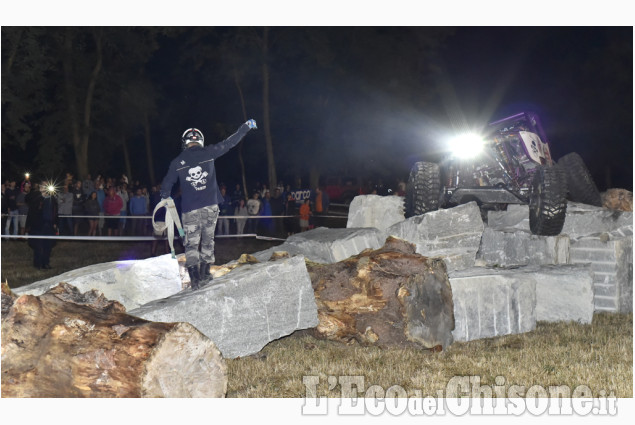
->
<box><xmin>182</xmin><ymin>128</ymin><xmax>204</xmax><ymax>149</ymax></box>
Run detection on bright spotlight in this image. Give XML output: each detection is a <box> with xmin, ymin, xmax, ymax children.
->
<box><xmin>41</xmin><ymin>179</ymin><xmax>60</xmax><ymax>196</ymax></box>
<box><xmin>448</xmin><ymin>133</ymin><xmax>484</xmax><ymax>159</ymax></box>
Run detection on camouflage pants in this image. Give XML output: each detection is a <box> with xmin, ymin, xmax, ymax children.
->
<box><xmin>182</xmin><ymin>204</ymin><xmax>219</xmax><ymax>268</ymax></box>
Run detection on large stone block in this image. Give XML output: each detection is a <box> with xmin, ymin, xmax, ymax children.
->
<box><xmin>570</xmin><ymin>235</ymin><xmax>633</xmax><ymax>313</ymax></box>
<box><xmin>346</xmin><ymin>194</ymin><xmax>405</xmax><ymax>232</ymax></box>
<box><xmin>428</xmin><ymin>248</ymin><xmax>482</xmax><ymax>272</ymax></box>
<box><xmin>387</xmin><ymin>202</ymin><xmax>484</xmax><ymax>271</ymax></box>
<box><xmin>130</xmin><ymin>255</ymin><xmax>319</xmax><ymax>359</ymax></box>
<box><xmin>448</xmin><ymin>267</ymin><xmax>537</xmax><ymax>342</ymax></box>
<box><xmin>477</xmin><ymin>227</ymin><xmax>570</xmax><ymax>266</ymax></box>
<box><xmin>487</xmin><ymin>204</ymin><xmax>530</xmax><ymax>231</ymax></box>
<box><xmin>487</xmin><ymin>203</ymin><xmax>633</xmax><ymax>240</ymax></box>
<box><xmin>252</xmin><ymin>227</ymin><xmax>385</xmax><ymax>264</ymax></box>
<box><xmin>529</xmin><ymin>264</ymin><xmax>595</xmax><ymax>324</ymax></box>
<box><xmin>14</xmin><ymin>254</ymin><xmax>182</xmax><ymax>311</ymax></box>
<box><xmin>562</xmin><ymin>202</ymin><xmax>633</xmax><ymax>240</ymax></box>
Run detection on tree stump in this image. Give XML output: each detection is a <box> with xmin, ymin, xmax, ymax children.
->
<box><xmin>306</xmin><ymin>237</ymin><xmax>455</xmax><ymax>350</ymax></box>
<box><xmin>1</xmin><ymin>282</ymin><xmax>226</xmax><ymax>398</ymax></box>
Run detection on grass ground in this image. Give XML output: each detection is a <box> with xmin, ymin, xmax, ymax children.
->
<box><xmin>227</xmin><ymin>314</ymin><xmax>632</xmax><ymax>398</ymax></box>
<box><xmin>1</xmin><ymin>236</ymin><xmax>632</xmax><ymax>398</ymax></box>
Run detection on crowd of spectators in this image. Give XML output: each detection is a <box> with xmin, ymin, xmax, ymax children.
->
<box><xmin>1</xmin><ymin>173</ymin><xmax>159</xmax><ymax>238</ymax></box>
<box><xmin>1</xmin><ymin>172</ymin><xmax>341</xmax><ymax>241</ymax></box>
<box><xmin>2</xmin><ymin>171</ymin><xmax>406</xmax><ymax>272</ymax></box>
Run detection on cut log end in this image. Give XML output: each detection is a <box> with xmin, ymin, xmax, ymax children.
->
<box><xmin>1</xmin><ymin>282</ymin><xmax>227</xmax><ymax>398</ymax></box>
<box><xmin>307</xmin><ymin>237</ymin><xmax>455</xmax><ymax>351</ymax></box>
<box><xmin>601</xmin><ymin>188</ymin><xmax>633</xmax><ymax>212</ymax></box>
<box><xmin>142</xmin><ymin>322</ymin><xmax>227</xmax><ymax>398</ymax></box>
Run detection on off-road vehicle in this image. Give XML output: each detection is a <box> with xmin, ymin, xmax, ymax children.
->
<box><xmin>405</xmin><ymin>111</ymin><xmax>601</xmax><ymax>235</ymax></box>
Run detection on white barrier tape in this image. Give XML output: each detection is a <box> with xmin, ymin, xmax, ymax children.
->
<box><xmin>1</xmin><ymin>235</ymin><xmax>163</xmax><ymax>241</ymax></box>
<box><xmin>59</xmin><ymin>215</ymin><xmax>150</xmax><ymax>219</ymax></box>
<box><xmin>0</xmin><ymin>233</ymin><xmax>286</xmax><ymax>241</ymax></box>
<box><xmin>2</xmin><ymin>214</ymin><xmax>347</xmax><ymax>219</ymax></box>
<box><xmin>0</xmin><ymin>233</ymin><xmax>286</xmax><ymax>242</ymax></box>
<box><xmin>254</xmin><ymin>235</ymin><xmax>287</xmax><ymax>241</ymax></box>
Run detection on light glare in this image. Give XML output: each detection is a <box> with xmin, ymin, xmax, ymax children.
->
<box><xmin>449</xmin><ymin>133</ymin><xmax>484</xmax><ymax>159</ymax></box>
<box><xmin>41</xmin><ymin>179</ymin><xmax>60</xmax><ymax>196</ymax></box>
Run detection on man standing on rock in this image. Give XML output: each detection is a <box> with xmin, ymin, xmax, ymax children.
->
<box><xmin>160</xmin><ymin>120</ymin><xmax>257</xmax><ymax>290</ymax></box>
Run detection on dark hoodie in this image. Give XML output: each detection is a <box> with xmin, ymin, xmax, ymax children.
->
<box><xmin>160</xmin><ymin>123</ymin><xmax>252</xmax><ymax>214</ymax></box>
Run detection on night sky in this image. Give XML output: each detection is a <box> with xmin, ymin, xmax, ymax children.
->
<box><xmin>2</xmin><ymin>25</ymin><xmax>633</xmax><ymax>192</ymax></box>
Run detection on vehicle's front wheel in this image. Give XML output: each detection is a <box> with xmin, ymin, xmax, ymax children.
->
<box><xmin>558</xmin><ymin>152</ymin><xmax>602</xmax><ymax>206</ymax></box>
<box><xmin>405</xmin><ymin>161</ymin><xmax>441</xmax><ymax>218</ymax></box>
<box><xmin>529</xmin><ymin>165</ymin><xmax>568</xmax><ymax>236</ymax></box>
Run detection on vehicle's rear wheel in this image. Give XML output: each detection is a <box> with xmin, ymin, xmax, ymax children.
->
<box><xmin>405</xmin><ymin>161</ymin><xmax>441</xmax><ymax>217</ymax></box>
<box><xmin>529</xmin><ymin>165</ymin><xmax>568</xmax><ymax>236</ymax></box>
<box><xmin>558</xmin><ymin>152</ymin><xmax>602</xmax><ymax>206</ymax></box>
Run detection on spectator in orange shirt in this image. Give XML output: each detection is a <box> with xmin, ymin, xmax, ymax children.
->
<box><xmin>299</xmin><ymin>198</ymin><xmax>311</xmax><ymax>232</ymax></box>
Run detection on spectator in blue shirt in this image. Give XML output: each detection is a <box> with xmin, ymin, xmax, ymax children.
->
<box><xmin>217</xmin><ymin>186</ymin><xmax>233</xmax><ymax>235</ymax></box>
<box><xmin>129</xmin><ymin>188</ymin><xmax>147</xmax><ymax>236</ymax></box>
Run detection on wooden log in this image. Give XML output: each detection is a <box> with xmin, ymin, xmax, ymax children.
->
<box><xmin>601</xmin><ymin>188</ymin><xmax>633</xmax><ymax>212</ymax></box>
<box><xmin>306</xmin><ymin>236</ymin><xmax>455</xmax><ymax>350</ymax></box>
<box><xmin>1</xmin><ymin>282</ymin><xmax>226</xmax><ymax>398</ymax></box>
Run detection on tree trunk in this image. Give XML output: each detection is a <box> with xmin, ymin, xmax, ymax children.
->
<box><xmin>305</xmin><ymin>237</ymin><xmax>455</xmax><ymax>350</ymax></box>
<box><xmin>63</xmin><ymin>28</ymin><xmax>102</xmax><ymax>180</ymax></box>
<box><xmin>121</xmin><ymin>133</ymin><xmax>132</xmax><ymax>184</ymax></box>
<box><xmin>144</xmin><ymin>111</ymin><xmax>156</xmax><ymax>185</ymax></box>
<box><xmin>261</xmin><ymin>27</ymin><xmax>277</xmax><ymax>190</ymax></box>
<box><xmin>63</xmin><ymin>29</ymin><xmax>83</xmax><ymax>179</ymax></box>
<box><xmin>1</xmin><ymin>282</ymin><xmax>227</xmax><ymax>398</ymax></box>
<box><xmin>233</xmin><ymin>67</ymin><xmax>249</xmax><ymax>200</ymax></box>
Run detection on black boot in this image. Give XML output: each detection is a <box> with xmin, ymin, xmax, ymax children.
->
<box><xmin>187</xmin><ymin>265</ymin><xmax>200</xmax><ymax>291</ymax></box>
<box><xmin>200</xmin><ymin>262</ymin><xmax>213</xmax><ymax>286</ymax></box>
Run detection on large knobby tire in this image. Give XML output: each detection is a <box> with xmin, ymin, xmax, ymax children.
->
<box><xmin>529</xmin><ymin>165</ymin><xmax>568</xmax><ymax>236</ymax></box>
<box><xmin>405</xmin><ymin>161</ymin><xmax>441</xmax><ymax>218</ymax></box>
<box><xmin>558</xmin><ymin>152</ymin><xmax>602</xmax><ymax>206</ymax></box>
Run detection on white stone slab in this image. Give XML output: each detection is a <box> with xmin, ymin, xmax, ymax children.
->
<box><xmin>487</xmin><ymin>204</ymin><xmax>530</xmax><ymax>231</ymax></box>
<box><xmin>346</xmin><ymin>194</ymin><xmax>405</xmax><ymax>232</ymax></box>
<box><xmin>487</xmin><ymin>202</ymin><xmax>633</xmax><ymax>240</ymax></box>
<box><xmin>14</xmin><ymin>254</ymin><xmax>182</xmax><ymax>311</ymax></box>
<box><xmin>570</xmin><ymin>235</ymin><xmax>633</xmax><ymax>313</ymax></box>
<box><xmin>562</xmin><ymin>202</ymin><xmax>633</xmax><ymax>240</ymax></box>
<box><xmin>130</xmin><ymin>255</ymin><xmax>319</xmax><ymax>359</ymax></box>
<box><xmin>529</xmin><ymin>264</ymin><xmax>595</xmax><ymax>324</ymax></box>
<box><xmin>252</xmin><ymin>227</ymin><xmax>385</xmax><ymax>263</ymax></box>
<box><xmin>477</xmin><ymin>228</ymin><xmax>570</xmax><ymax>266</ymax></box>
<box><xmin>448</xmin><ymin>267</ymin><xmax>537</xmax><ymax>342</ymax></box>
<box><xmin>387</xmin><ymin>202</ymin><xmax>484</xmax><ymax>271</ymax></box>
